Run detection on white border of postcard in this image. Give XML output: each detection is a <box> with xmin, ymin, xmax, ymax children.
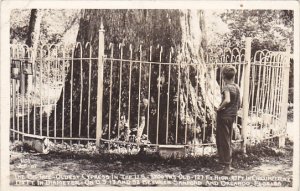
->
<box><xmin>1</xmin><ymin>1</ymin><xmax>299</xmax><ymax>191</ymax></box>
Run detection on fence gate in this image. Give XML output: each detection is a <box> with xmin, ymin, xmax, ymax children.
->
<box><xmin>10</xmin><ymin>28</ymin><xmax>291</xmax><ymax>155</ymax></box>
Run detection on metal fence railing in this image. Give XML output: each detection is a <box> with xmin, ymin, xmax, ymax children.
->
<box><xmin>10</xmin><ymin>27</ymin><xmax>291</xmax><ymax>155</ymax></box>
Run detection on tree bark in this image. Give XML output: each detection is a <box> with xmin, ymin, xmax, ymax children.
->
<box><xmin>50</xmin><ymin>10</ymin><xmax>221</xmax><ymax>144</ymax></box>
<box><xmin>24</xmin><ymin>9</ymin><xmax>43</xmax><ymax>94</ymax></box>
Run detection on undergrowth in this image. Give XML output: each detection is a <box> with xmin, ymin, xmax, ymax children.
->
<box><xmin>9</xmin><ymin>139</ymin><xmax>293</xmax><ymax>171</ymax></box>
<box><xmin>10</xmin><ymin>138</ymin><xmax>293</xmax><ymax>172</ymax></box>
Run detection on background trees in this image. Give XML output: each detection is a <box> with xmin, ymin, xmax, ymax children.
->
<box><xmin>10</xmin><ymin>9</ymin><xmax>80</xmax><ymax>45</ymax></box>
<box><xmin>10</xmin><ymin>9</ymin><xmax>294</xmax><ymax>54</ymax></box>
<box><xmin>219</xmin><ymin>10</ymin><xmax>294</xmax><ymax>52</ymax></box>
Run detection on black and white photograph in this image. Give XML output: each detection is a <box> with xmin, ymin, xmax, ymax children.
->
<box><xmin>1</xmin><ymin>1</ymin><xmax>299</xmax><ymax>189</ymax></box>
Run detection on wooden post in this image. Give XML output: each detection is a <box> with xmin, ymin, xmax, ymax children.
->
<box><xmin>241</xmin><ymin>37</ymin><xmax>252</xmax><ymax>153</ymax></box>
<box><xmin>279</xmin><ymin>40</ymin><xmax>291</xmax><ymax>148</ymax></box>
<box><xmin>96</xmin><ymin>20</ymin><xmax>105</xmax><ymax>147</ymax></box>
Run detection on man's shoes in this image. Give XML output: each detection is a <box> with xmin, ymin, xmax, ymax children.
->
<box><xmin>215</xmin><ymin>165</ymin><xmax>232</xmax><ymax>175</ymax></box>
<box><xmin>222</xmin><ymin>166</ymin><xmax>230</xmax><ymax>175</ymax></box>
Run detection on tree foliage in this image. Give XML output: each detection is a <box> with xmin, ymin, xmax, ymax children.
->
<box><xmin>219</xmin><ymin>10</ymin><xmax>294</xmax><ymax>52</ymax></box>
<box><xmin>11</xmin><ymin>9</ymin><xmax>294</xmax><ymax>52</ymax></box>
<box><xmin>10</xmin><ymin>9</ymin><xmax>80</xmax><ymax>45</ymax></box>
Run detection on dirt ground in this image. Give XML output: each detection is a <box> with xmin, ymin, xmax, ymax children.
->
<box><xmin>9</xmin><ymin>139</ymin><xmax>293</xmax><ymax>187</ymax></box>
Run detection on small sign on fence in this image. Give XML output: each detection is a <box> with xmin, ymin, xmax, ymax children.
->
<box><xmin>11</xmin><ymin>59</ymin><xmax>21</xmax><ymax>79</ymax></box>
<box><xmin>11</xmin><ymin>59</ymin><xmax>33</xmax><ymax>79</ymax></box>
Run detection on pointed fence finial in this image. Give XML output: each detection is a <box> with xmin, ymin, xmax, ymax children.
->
<box><xmin>159</xmin><ymin>46</ymin><xmax>163</xmax><ymax>62</ymax></box>
<box><xmin>119</xmin><ymin>43</ymin><xmax>124</xmax><ymax>59</ymax></box>
<box><xmin>109</xmin><ymin>43</ymin><xmax>113</xmax><ymax>50</ymax></box>
<box><xmin>159</xmin><ymin>46</ymin><xmax>163</xmax><ymax>52</ymax></box>
<box><xmin>169</xmin><ymin>47</ymin><xmax>174</xmax><ymax>63</ymax></box>
<box><xmin>100</xmin><ymin>17</ymin><xmax>104</xmax><ymax>31</ymax></box>
<box><xmin>139</xmin><ymin>45</ymin><xmax>143</xmax><ymax>60</ymax></box>
<box><xmin>119</xmin><ymin>43</ymin><xmax>124</xmax><ymax>49</ymax></box>
<box><xmin>149</xmin><ymin>46</ymin><xmax>153</xmax><ymax>61</ymax></box>
<box><xmin>129</xmin><ymin>44</ymin><xmax>133</xmax><ymax>59</ymax></box>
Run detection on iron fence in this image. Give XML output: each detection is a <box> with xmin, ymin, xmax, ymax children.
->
<box><xmin>10</xmin><ymin>29</ymin><xmax>291</xmax><ymax>155</ymax></box>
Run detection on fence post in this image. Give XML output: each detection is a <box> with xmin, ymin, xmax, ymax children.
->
<box><xmin>279</xmin><ymin>40</ymin><xmax>291</xmax><ymax>148</ymax></box>
<box><xmin>241</xmin><ymin>37</ymin><xmax>252</xmax><ymax>153</ymax></box>
<box><xmin>12</xmin><ymin>79</ymin><xmax>16</xmax><ymax>140</ymax></box>
<box><xmin>96</xmin><ymin>20</ymin><xmax>105</xmax><ymax>147</ymax></box>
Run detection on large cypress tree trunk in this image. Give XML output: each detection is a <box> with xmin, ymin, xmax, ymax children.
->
<box><xmin>51</xmin><ymin>9</ymin><xmax>221</xmax><ymax>144</ymax></box>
